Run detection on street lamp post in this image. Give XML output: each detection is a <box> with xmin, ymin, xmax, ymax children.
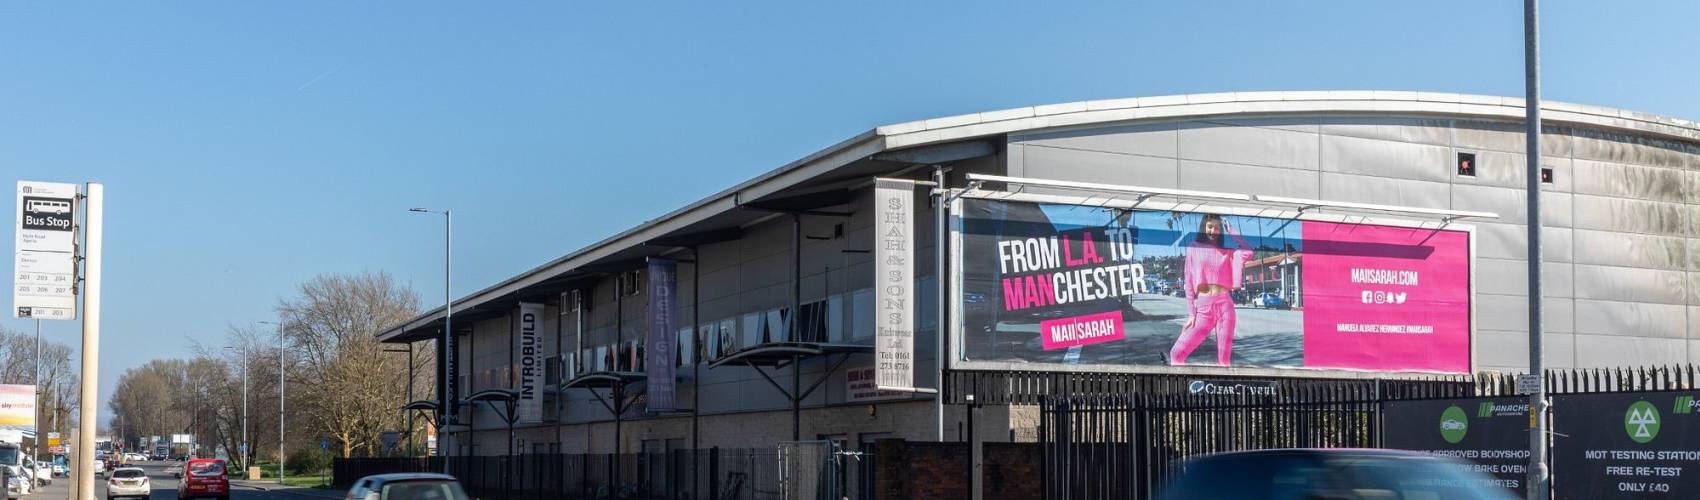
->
<box><xmin>409</xmin><ymin>207</ymin><xmax>451</xmax><ymax>473</ymax></box>
<box><xmin>259</xmin><ymin>320</ymin><xmax>285</xmax><ymax>485</ymax></box>
<box><xmin>225</xmin><ymin>345</ymin><xmax>248</xmax><ymax>470</ymax></box>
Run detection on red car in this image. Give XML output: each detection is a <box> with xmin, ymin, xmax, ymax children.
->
<box><xmin>174</xmin><ymin>459</ymin><xmax>228</xmax><ymax>500</ymax></box>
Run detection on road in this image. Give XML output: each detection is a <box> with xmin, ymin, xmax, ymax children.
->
<box><xmin>25</xmin><ymin>462</ymin><xmax>338</xmax><ymax>500</ymax></box>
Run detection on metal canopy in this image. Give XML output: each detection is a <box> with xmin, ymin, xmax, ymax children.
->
<box><xmin>965</xmin><ymin>173</ymin><xmax>1499</xmax><ymax>222</ymax></box>
<box><xmin>561</xmin><ymin>371</ymin><xmax>648</xmax><ymax>391</ymax></box>
<box><xmin>709</xmin><ymin>342</ymin><xmax>871</xmax><ymax>369</ymax></box>
<box><xmin>401</xmin><ymin>400</ymin><xmax>440</xmax><ymax>412</ymax></box>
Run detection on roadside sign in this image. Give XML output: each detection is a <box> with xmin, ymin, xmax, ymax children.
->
<box><xmin>1517</xmin><ymin>374</ymin><xmax>1541</xmax><ymax>395</ymax></box>
<box><xmin>14</xmin><ymin>181</ymin><xmax>79</xmax><ymax>320</ymax></box>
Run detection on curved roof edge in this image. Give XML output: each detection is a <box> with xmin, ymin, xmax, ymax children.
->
<box><xmin>378</xmin><ymin>90</ymin><xmax>1699</xmax><ymax>341</ymax></box>
<box><xmin>875</xmin><ymin>91</ymin><xmax>1700</xmax><ymax>151</ymax></box>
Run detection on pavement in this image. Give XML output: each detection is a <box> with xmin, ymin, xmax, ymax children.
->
<box><xmin>24</xmin><ymin>461</ymin><xmax>342</xmax><ymax>500</ymax></box>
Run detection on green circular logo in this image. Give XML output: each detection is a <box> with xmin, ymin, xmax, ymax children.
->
<box><xmin>1626</xmin><ymin>401</ymin><xmax>1661</xmax><ymax>444</ymax></box>
<box><xmin>1439</xmin><ymin>406</ymin><xmax>1468</xmax><ymax>444</ymax></box>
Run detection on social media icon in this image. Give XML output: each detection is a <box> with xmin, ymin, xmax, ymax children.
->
<box><xmin>1393</xmin><ymin>292</ymin><xmax>1407</xmax><ymax>304</ymax></box>
<box><xmin>1361</xmin><ymin>291</ymin><xmax>1374</xmax><ymax>304</ymax></box>
<box><xmin>1373</xmin><ymin>291</ymin><xmax>1386</xmax><ymax>304</ymax></box>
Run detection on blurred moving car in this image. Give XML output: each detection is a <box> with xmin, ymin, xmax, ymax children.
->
<box><xmin>176</xmin><ymin>458</ymin><xmax>229</xmax><ymax>500</ymax></box>
<box><xmin>1252</xmin><ymin>292</ymin><xmax>1286</xmax><ymax>309</ymax></box>
<box><xmin>4</xmin><ymin>465</ymin><xmax>20</xmax><ymax>500</ymax></box>
<box><xmin>107</xmin><ymin>467</ymin><xmax>152</xmax><ymax>500</ymax></box>
<box><xmin>1156</xmin><ymin>449</ymin><xmax>1516</xmax><ymax>500</ymax></box>
<box><xmin>92</xmin><ymin>458</ymin><xmax>106</xmax><ymax>477</ymax></box>
<box><xmin>344</xmin><ymin>473</ymin><xmax>470</xmax><ymax>500</ymax></box>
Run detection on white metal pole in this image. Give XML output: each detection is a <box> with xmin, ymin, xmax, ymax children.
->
<box><xmin>33</xmin><ymin>319</ymin><xmax>40</xmax><ymax>463</ymax></box>
<box><xmin>278</xmin><ymin>320</ymin><xmax>285</xmax><ymax>484</ymax></box>
<box><xmin>442</xmin><ymin>209</ymin><xmax>452</xmax><ymax>472</ymax></box>
<box><xmin>74</xmin><ymin>182</ymin><xmax>103</xmax><ymax>500</ymax></box>
<box><xmin>242</xmin><ymin>347</ymin><xmax>249</xmax><ymax>470</ymax></box>
<box><xmin>1524</xmin><ymin>1</ymin><xmax>1550</xmax><ymax>498</ymax></box>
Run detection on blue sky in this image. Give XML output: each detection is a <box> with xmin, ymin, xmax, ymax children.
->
<box><xmin>1</xmin><ymin>1</ymin><xmax>1695</xmax><ymax>422</ymax></box>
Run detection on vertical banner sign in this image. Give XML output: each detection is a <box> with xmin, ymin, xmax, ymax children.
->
<box><xmin>1383</xmin><ymin>398</ymin><xmax>1531</xmax><ymax>494</ymax></box>
<box><xmin>645</xmin><ymin>258</ymin><xmax>678</xmax><ymax>412</ymax></box>
<box><xmin>1554</xmin><ymin>391</ymin><xmax>1700</xmax><ymax>499</ymax></box>
<box><xmin>14</xmin><ymin>181</ymin><xmax>79</xmax><ymax>320</ymax></box>
<box><xmin>874</xmin><ymin>179</ymin><xmax>916</xmax><ymax>391</ymax></box>
<box><xmin>514</xmin><ymin>302</ymin><xmax>545</xmax><ymax>423</ymax></box>
<box><xmin>440</xmin><ymin>328</ymin><xmax>457</xmax><ymax>424</ymax></box>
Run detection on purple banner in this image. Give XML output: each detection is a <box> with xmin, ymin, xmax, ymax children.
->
<box><xmin>645</xmin><ymin>258</ymin><xmax>678</xmax><ymax>412</ymax></box>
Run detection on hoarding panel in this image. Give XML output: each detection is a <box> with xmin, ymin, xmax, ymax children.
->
<box><xmin>1553</xmin><ymin>391</ymin><xmax>1700</xmax><ymax>499</ymax></box>
<box><xmin>956</xmin><ymin>197</ymin><xmax>1472</xmax><ymax>374</ymax></box>
<box><xmin>1383</xmin><ymin>398</ymin><xmax>1530</xmax><ymax>495</ymax></box>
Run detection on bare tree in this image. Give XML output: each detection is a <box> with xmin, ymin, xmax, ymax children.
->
<box><xmin>278</xmin><ymin>272</ymin><xmax>420</xmax><ymax>457</ymax></box>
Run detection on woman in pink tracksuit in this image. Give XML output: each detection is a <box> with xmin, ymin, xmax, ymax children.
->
<box><xmin>1168</xmin><ymin>214</ymin><xmax>1254</xmax><ymax>366</ymax></box>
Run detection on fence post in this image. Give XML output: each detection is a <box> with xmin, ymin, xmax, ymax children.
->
<box><xmin>709</xmin><ymin>447</ymin><xmax>720</xmax><ymax>500</ymax></box>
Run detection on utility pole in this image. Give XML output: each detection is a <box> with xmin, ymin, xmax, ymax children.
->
<box><xmin>1524</xmin><ymin>1</ymin><xmax>1550</xmax><ymax>499</ymax></box>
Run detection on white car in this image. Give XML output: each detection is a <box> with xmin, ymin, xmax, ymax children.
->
<box><xmin>2</xmin><ymin>467</ymin><xmax>25</xmax><ymax>496</ymax></box>
<box><xmin>106</xmin><ymin>467</ymin><xmax>151</xmax><ymax>500</ymax></box>
<box><xmin>92</xmin><ymin>458</ymin><xmax>106</xmax><ymax>477</ymax></box>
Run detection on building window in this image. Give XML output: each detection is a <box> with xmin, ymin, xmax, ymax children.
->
<box><xmin>1541</xmin><ymin>167</ymin><xmax>1555</xmax><ymax>184</ymax></box>
<box><xmin>1456</xmin><ymin>152</ymin><xmax>1477</xmax><ymax>177</ymax></box>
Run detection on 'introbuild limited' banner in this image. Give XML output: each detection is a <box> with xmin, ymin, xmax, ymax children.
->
<box><xmin>956</xmin><ymin>198</ymin><xmax>1472</xmax><ymax>373</ymax></box>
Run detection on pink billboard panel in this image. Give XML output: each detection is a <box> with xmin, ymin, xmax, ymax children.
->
<box><xmin>1300</xmin><ymin>221</ymin><xmax>1471</xmax><ymax>373</ymax></box>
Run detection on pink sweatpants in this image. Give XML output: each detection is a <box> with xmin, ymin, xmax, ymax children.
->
<box><xmin>1169</xmin><ymin>292</ymin><xmax>1236</xmax><ymax>366</ymax></box>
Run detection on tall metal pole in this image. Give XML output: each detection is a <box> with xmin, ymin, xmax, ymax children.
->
<box><xmin>277</xmin><ymin>320</ymin><xmax>285</xmax><ymax>485</ymax></box>
<box><xmin>33</xmin><ymin>319</ymin><xmax>40</xmax><ymax>463</ymax></box>
<box><xmin>413</xmin><ymin>207</ymin><xmax>453</xmax><ymax>472</ymax></box>
<box><xmin>237</xmin><ymin>346</ymin><xmax>248</xmax><ymax>469</ymax></box>
<box><xmin>74</xmin><ymin>182</ymin><xmax>104</xmax><ymax>500</ymax></box>
<box><xmin>1524</xmin><ymin>1</ymin><xmax>1550</xmax><ymax>498</ymax></box>
<box><xmin>932</xmin><ymin>167</ymin><xmax>947</xmax><ymax>442</ymax></box>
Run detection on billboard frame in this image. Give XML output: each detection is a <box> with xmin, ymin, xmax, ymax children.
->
<box><xmin>946</xmin><ymin>188</ymin><xmax>1479</xmax><ymax>380</ymax></box>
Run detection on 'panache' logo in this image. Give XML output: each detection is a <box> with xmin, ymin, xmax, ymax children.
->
<box><xmin>1478</xmin><ymin>402</ymin><xmax>1494</xmax><ymax>418</ymax></box>
<box><xmin>1440</xmin><ymin>406</ymin><xmax>1468</xmax><ymax>444</ymax></box>
<box><xmin>1626</xmin><ymin>401</ymin><xmax>1661</xmax><ymax>444</ymax></box>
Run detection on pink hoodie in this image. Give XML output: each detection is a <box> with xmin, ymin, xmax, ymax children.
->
<box><xmin>1184</xmin><ymin>235</ymin><xmax>1253</xmax><ymax>310</ymax></box>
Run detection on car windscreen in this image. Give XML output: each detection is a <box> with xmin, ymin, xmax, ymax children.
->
<box><xmin>381</xmin><ymin>480</ymin><xmax>470</xmax><ymax>500</ymax></box>
<box><xmin>113</xmin><ymin>469</ymin><xmax>146</xmax><ymax>479</ymax></box>
<box><xmin>0</xmin><ymin>448</ymin><xmax>17</xmax><ymax>466</ymax></box>
<box><xmin>188</xmin><ymin>462</ymin><xmax>225</xmax><ymax>476</ymax></box>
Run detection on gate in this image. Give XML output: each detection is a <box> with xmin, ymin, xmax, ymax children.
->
<box><xmin>778</xmin><ymin>441</ymin><xmax>843</xmax><ymax>500</ymax></box>
<box><xmin>1037</xmin><ymin>375</ymin><xmax>1473</xmax><ymax>500</ymax></box>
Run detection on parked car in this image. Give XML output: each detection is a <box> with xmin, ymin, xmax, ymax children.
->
<box><xmin>1156</xmin><ymin>449</ymin><xmax>1516</xmax><ymax>500</ymax></box>
<box><xmin>2</xmin><ymin>467</ymin><xmax>25</xmax><ymax>496</ymax></box>
<box><xmin>175</xmin><ymin>458</ymin><xmax>229</xmax><ymax>500</ymax></box>
<box><xmin>106</xmin><ymin>467</ymin><xmax>152</xmax><ymax>500</ymax></box>
<box><xmin>24</xmin><ymin>458</ymin><xmax>49</xmax><ymax>486</ymax></box>
<box><xmin>344</xmin><ymin>473</ymin><xmax>469</xmax><ymax>500</ymax></box>
<box><xmin>4</xmin><ymin>466</ymin><xmax>20</xmax><ymax>500</ymax></box>
<box><xmin>1252</xmin><ymin>292</ymin><xmax>1285</xmax><ymax>309</ymax></box>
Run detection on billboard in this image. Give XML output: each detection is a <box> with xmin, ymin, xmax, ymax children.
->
<box><xmin>874</xmin><ymin>179</ymin><xmax>917</xmax><ymax>390</ymax></box>
<box><xmin>1383</xmin><ymin>398</ymin><xmax>1530</xmax><ymax>494</ymax></box>
<box><xmin>1553</xmin><ymin>391</ymin><xmax>1700</xmax><ymax>499</ymax></box>
<box><xmin>955</xmin><ymin>197</ymin><xmax>1472</xmax><ymax>374</ymax></box>
<box><xmin>0</xmin><ymin>385</ymin><xmax>35</xmax><ymax>435</ymax></box>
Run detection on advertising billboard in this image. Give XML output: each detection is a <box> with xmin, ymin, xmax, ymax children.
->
<box><xmin>955</xmin><ymin>197</ymin><xmax>1472</xmax><ymax>374</ymax></box>
<box><xmin>1553</xmin><ymin>391</ymin><xmax>1700</xmax><ymax>499</ymax></box>
<box><xmin>0</xmin><ymin>385</ymin><xmax>34</xmax><ymax>445</ymax></box>
<box><xmin>1383</xmin><ymin>398</ymin><xmax>1530</xmax><ymax>494</ymax></box>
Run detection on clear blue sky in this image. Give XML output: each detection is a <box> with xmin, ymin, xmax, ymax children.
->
<box><xmin>1</xmin><ymin>1</ymin><xmax>1696</xmax><ymax>424</ymax></box>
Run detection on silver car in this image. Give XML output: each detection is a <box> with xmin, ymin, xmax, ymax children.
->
<box><xmin>344</xmin><ymin>473</ymin><xmax>469</xmax><ymax>500</ymax></box>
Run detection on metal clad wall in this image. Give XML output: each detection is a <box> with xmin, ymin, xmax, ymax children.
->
<box><xmin>1010</xmin><ymin>114</ymin><xmax>1700</xmax><ymax>371</ymax></box>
